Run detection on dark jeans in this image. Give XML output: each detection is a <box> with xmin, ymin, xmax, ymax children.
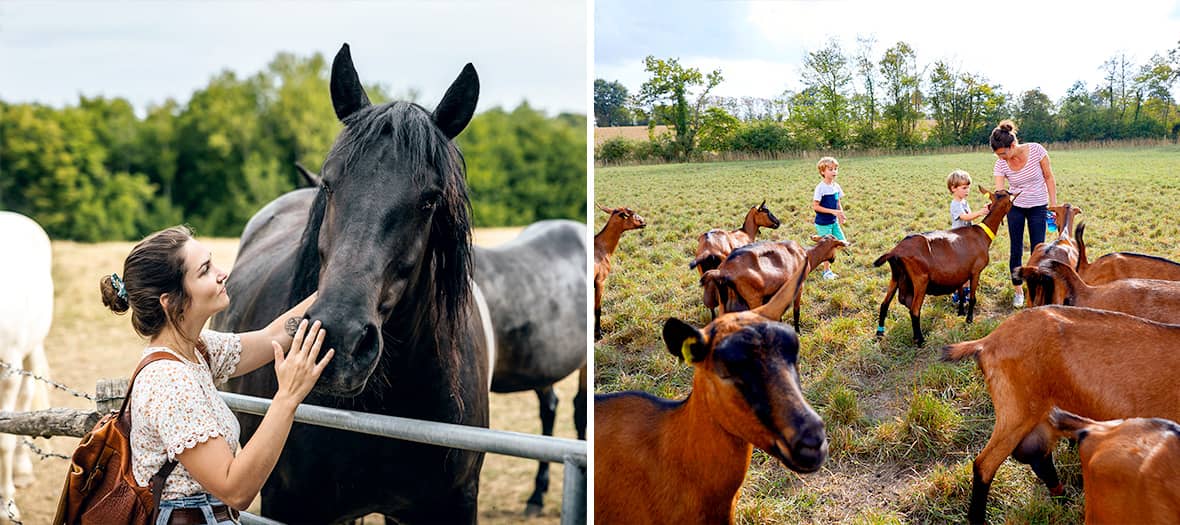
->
<box><xmin>1007</xmin><ymin>204</ymin><xmax>1048</xmax><ymax>285</ymax></box>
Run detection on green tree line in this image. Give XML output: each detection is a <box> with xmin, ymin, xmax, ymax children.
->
<box><xmin>596</xmin><ymin>39</ymin><xmax>1180</xmax><ymax>162</ymax></box>
<box><xmin>1</xmin><ymin>51</ymin><xmax>586</xmax><ymax>241</ymax></box>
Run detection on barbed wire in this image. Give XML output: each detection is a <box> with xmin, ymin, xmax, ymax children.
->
<box><xmin>0</xmin><ymin>361</ymin><xmax>94</xmax><ymax>401</ymax></box>
<box><xmin>5</xmin><ymin>497</ymin><xmax>21</xmax><ymax>525</ymax></box>
<box><xmin>22</xmin><ymin>437</ymin><xmax>69</xmax><ymax>461</ymax></box>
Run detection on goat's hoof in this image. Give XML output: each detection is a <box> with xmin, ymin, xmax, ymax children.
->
<box><xmin>524</xmin><ymin>503</ymin><xmax>543</xmax><ymax>517</ymax></box>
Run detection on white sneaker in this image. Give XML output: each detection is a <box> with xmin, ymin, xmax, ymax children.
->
<box><xmin>823</xmin><ymin>270</ymin><xmax>838</xmax><ymax>280</ymax></box>
<box><xmin>1012</xmin><ymin>293</ymin><xmax>1025</xmax><ymax>308</ymax></box>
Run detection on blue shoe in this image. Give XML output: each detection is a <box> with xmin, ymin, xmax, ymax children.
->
<box><xmin>951</xmin><ymin>290</ymin><xmax>961</xmax><ymax>305</ymax></box>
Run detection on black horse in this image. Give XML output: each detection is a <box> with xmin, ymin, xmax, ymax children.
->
<box><xmin>249</xmin><ymin>172</ymin><xmax>588</xmax><ymax>518</ymax></box>
<box><xmin>473</xmin><ymin>220</ymin><xmax>587</xmax><ymax>515</ymax></box>
<box><xmin>212</xmin><ymin>44</ymin><xmax>490</xmax><ymax>524</ymax></box>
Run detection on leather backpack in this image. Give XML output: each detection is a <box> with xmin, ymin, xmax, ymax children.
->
<box><xmin>53</xmin><ymin>351</ymin><xmax>180</xmax><ymax>525</ymax></box>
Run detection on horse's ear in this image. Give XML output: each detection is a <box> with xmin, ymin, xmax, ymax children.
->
<box><xmin>663</xmin><ymin>318</ymin><xmax>707</xmax><ymax>364</ymax></box>
<box><xmin>433</xmin><ymin>63</ymin><xmax>480</xmax><ymax>139</ymax></box>
<box><xmin>294</xmin><ymin>162</ymin><xmax>322</xmax><ymax>188</ymax></box>
<box><xmin>330</xmin><ymin>43</ymin><xmax>371</xmax><ymax>121</ymax></box>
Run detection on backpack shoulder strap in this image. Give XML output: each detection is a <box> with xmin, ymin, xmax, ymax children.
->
<box><xmin>149</xmin><ymin>459</ymin><xmax>178</xmax><ymax>522</ymax></box>
<box><xmin>122</xmin><ymin>351</ymin><xmax>182</xmax><ymax>520</ymax></box>
<box><xmin>116</xmin><ymin>350</ymin><xmax>182</xmax><ymax>419</ymax></box>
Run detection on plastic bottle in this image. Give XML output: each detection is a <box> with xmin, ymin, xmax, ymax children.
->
<box><xmin>1046</xmin><ymin>211</ymin><xmax>1058</xmax><ymax>234</ymax></box>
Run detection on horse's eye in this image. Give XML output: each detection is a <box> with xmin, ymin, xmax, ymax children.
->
<box><xmin>421</xmin><ymin>195</ymin><xmax>439</xmax><ymax>212</ymax></box>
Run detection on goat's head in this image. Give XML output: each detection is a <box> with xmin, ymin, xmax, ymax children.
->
<box><xmin>598</xmin><ymin>203</ymin><xmax>646</xmax><ymax>231</ymax></box>
<box><xmin>1050</xmin><ymin>406</ymin><xmax>1180</xmax><ymax>468</ymax></box>
<box><xmin>1048</xmin><ymin>204</ymin><xmax>1082</xmax><ymax>234</ymax></box>
<box><xmin>752</xmin><ymin>200</ymin><xmax>781</xmax><ymax>229</ymax></box>
<box><xmin>808</xmin><ymin>234</ymin><xmax>850</xmax><ymax>265</ymax></box>
<box><xmin>980</xmin><ymin>187</ymin><xmax>1017</xmax><ymax>219</ymax></box>
<box><xmin>660</xmin><ymin>296</ymin><xmax>827</xmax><ymax>473</ymax></box>
<box><xmin>1015</xmin><ymin>260</ymin><xmax>1078</xmax><ymax>306</ymax></box>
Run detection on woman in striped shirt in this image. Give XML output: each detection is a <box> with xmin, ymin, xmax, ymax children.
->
<box><xmin>991</xmin><ymin>119</ymin><xmax>1058</xmax><ymax>308</ymax></box>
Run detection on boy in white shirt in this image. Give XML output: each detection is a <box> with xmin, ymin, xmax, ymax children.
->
<box><xmin>811</xmin><ymin>157</ymin><xmax>847</xmax><ymax>280</ymax></box>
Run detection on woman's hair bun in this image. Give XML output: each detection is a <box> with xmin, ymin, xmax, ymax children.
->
<box><xmin>998</xmin><ymin>119</ymin><xmax>1017</xmax><ymax>133</ymax></box>
<box><xmin>100</xmin><ymin>275</ymin><xmax>130</xmax><ymax>313</ymax></box>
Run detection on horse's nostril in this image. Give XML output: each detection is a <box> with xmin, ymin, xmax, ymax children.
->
<box><xmin>356</xmin><ymin>323</ymin><xmax>379</xmax><ymax>357</ymax></box>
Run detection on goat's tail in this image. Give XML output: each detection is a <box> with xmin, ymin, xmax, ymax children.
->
<box><xmin>941</xmin><ymin>340</ymin><xmax>985</xmax><ymax>362</ymax></box>
<box><xmin>1076</xmin><ymin>221</ymin><xmax>1088</xmax><ymax>268</ymax></box>
<box><xmin>872</xmin><ymin>252</ymin><xmax>894</xmax><ymax>267</ymax></box>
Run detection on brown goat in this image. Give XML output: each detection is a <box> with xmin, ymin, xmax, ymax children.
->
<box><xmin>594</xmin><ymin>204</ymin><xmax>646</xmax><ymax>340</ymax></box>
<box><xmin>942</xmin><ymin>306</ymin><xmax>1180</xmax><ymax>524</ymax></box>
<box><xmin>874</xmin><ymin>187</ymin><xmax>1015</xmax><ymax>345</ymax></box>
<box><xmin>1023</xmin><ymin>203</ymin><xmax>1082</xmax><ymax>272</ymax></box>
<box><xmin>1049</xmin><ymin>408</ymin><xmax>1180</xmax><ymax>524</ymax></box>
<box><xmin>700</xmin><ymin>235</ymin><xmax>850</xmax><ymax>331</ymax></box>
<box><xmin>688</xmin><ymin>201</ymin><xmax>781</xmax><ymax>274</ymax></box>
<box><xmin>1074</xmin><ymin>222</ymin><xmax>1180</xmax><ymax>285</ymax></box>
<box><xmin>594</xmin><ymin>267</ymin><xmax>825</xmax><ymax>525</ymax></box>
<box><xmin>1016</xmin><ymin>259</ymin><xmax>1180</xmax><ymax>321</ymax></box>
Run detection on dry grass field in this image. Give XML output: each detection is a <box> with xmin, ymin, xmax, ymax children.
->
<box><xmin>13</xmin><ymin>227</ymin><xmax>581</xmax><ymax>524</ymax></box>
<box><xmin>593</xmin><ymin>125</ymin><xmax>671</xmax><ymax>145</ymax></box>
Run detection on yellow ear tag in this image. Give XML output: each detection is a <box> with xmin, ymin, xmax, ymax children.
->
<box><xmin>680</xmin><ymin>338</ymin><xmax>697</xmax><ymax>363</ymax></box>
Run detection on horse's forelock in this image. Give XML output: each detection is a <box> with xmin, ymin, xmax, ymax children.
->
<box><xmin>291</xmin><ymin>188</ymin><xmax>328</xmax><ymax>308</ymax></box>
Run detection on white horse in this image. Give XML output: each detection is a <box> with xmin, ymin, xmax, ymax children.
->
<box><xmin>0</xmin><ymin>212</ymin><xmax>53</xmax><ymax>521</ymax></box>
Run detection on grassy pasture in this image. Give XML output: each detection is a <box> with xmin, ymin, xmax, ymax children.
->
<box><xmin>17</xmin><ymin>227</ymin><xmax>578</xmax><ymax>524</ymax></box>
<box><xmin>594</xmin><ymin>145</ymin><xmax>1180</xmax><ymax>523</ymax></box>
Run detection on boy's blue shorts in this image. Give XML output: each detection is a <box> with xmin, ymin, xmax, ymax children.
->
<box><xmin>814</xmin><ymin>222</ymin><xmax>846</xmax><ymax>241</ymax></box>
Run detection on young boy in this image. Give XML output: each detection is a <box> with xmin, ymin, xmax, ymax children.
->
<box><xmin>947</xmin><ymin>169</ymin><xmax>989</xmax><ymax>305</ymax></box>
<box><xmin>811</xmin><ymin>156</ymin><xmax>846</xmax><ymax>280</ymax></box>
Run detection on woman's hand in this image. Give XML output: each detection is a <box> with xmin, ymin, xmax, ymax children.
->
<box><xmin>272</xmin><ymin>319</ymin><xmax>334</xmax><ymax>405</ymax></box>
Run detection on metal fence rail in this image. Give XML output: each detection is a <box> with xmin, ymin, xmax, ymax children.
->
<box><xmin>220</xmin><ymin>392</ymin><xmax>587</xmax><ymax>525</ymax></box>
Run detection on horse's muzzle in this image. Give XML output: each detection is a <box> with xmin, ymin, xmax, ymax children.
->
<box><xmin>309</xmin><ymin>316</ymin><xmax>381</xmax><ymax>396</ymax></box>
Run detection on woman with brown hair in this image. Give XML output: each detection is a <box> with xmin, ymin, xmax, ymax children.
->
<box><xmin>100</xmin><ymin>225</ymin><xmax>333</xmax><ymax>524</ymax></box>
<box><xmin>991</xmin><ymin>119</ymin><xmax>1059</xmax><ymax>308</ymax></box>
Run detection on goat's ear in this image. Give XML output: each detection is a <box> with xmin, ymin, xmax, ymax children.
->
<box><xmin>810</xmin><ymin>235</ymin><xmax>822</xmax><ymax>242</ymax></box>
<box><xmin>663</xmin><ymin>318</ymin><xmax>708</xmax><ymax>364</ymax></box>
<box><xmin>1048</xmin><ymin>407</ymin><xmax>1098</xmax><ymax>439</ymax></box>
<box><xmin>978</xmin><ymin>186</ymin><xmax>991</xmax><ymax>196</ymax></box>
<box><xmin>838</xmin><ymin>240</ymin><xmax>851</xmax><ymax>247</ymax></box>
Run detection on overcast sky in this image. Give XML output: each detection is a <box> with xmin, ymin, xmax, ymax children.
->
<box><xmin>0</xmin><ymin>1</ymin><xmax>588</xmax><ymax>117</ymax></box>
<box><xmin>596</xmin><ymin>0</ymin><xmax>1180</xmax><ymax>103</ymax></box>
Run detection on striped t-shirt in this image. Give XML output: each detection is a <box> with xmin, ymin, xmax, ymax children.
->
<box><xmin>993</xmin><ymin>142</ymin><xmax>1049</xmax><ymax>208</ymax></box>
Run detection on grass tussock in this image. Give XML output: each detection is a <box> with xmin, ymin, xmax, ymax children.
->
<box><xmin>596</xmin><ymin>146</ymin><xmax>1180</xmax><ymax>522</ymax></box>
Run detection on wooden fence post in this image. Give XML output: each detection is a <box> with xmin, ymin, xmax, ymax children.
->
<box><xmin>95</xmin><ymin>378</ymin><xmax>129</xmax><ymax>414</ymax></box>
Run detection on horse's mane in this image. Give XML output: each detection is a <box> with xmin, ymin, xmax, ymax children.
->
<box><xmin>292</xmin><ymin>100</ymin><xmax>473</xmax><ymax>403</ymax></box>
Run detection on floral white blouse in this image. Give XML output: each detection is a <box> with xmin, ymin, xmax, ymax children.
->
<box><xmin>129</xmin><ymin>330</ymin><xmax>243</xmax><ymax>500</ymax></box>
